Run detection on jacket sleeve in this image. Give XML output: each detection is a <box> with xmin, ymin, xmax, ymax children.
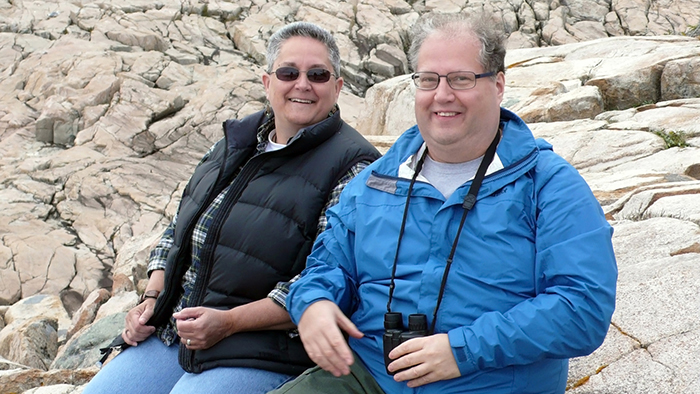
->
<box><xmin>287</xmin><ymin>187</ymin><xmax>361</xmax><ymax>325</ymax></box>
<box><xmin>448</xmin><ymin>153</ymin><xmax>618</xmax><ymax>375</ymax></box>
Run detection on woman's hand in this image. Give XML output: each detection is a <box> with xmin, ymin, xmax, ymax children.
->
<box><xmin>174</xmin><ymin>307</ymin><xmax>235</xmax><ymax>350</ymax></box>
<box><xmin>122</xmin><ymin>299</ymin><xmax>157</xmax><ymax>346</ymax></box>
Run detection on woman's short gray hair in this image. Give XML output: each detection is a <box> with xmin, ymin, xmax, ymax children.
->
<box><xmin>408</xmin><ymin>12</ymin><xmax>506</xmax><ymax>75</ymax></box>
<box><xmin>266</xmin><ymin>22</ymin><xmax>341</xmax><ymax>77</ymax></box>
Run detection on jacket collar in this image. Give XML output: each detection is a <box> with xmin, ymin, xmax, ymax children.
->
<box><xmin>397</xmin><ymin>142</ymin><xmax>505</xmax><ymax>182</ymax></box>
<box><xmin>221</xmin><ymin>105</ymin><xmax>343</xmax><ymax>157</ymax></box>
<box><xmin>382</xmin><ymin>108</ymin><xmax>539</xmax><ymax>177</ymax></box>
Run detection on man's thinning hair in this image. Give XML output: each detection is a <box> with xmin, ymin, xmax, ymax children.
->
<box><xmin>266</xmin><ymin>22</ymin><xmax>341</xmax><ymax>77</ymax></box>
<box><xmin>408</xmin><ymin>12</ymin><xmax>506</xmax><ymax>75</ymax></box>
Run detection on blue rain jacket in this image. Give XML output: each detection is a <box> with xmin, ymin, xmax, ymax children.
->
<box><xmin>288</xmin><ymin>108</ymin><xmax>618</xmax><ymax>394</ymax></box>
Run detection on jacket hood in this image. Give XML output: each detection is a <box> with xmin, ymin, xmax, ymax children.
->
<box><xmin>364</xmin><ymin>108</ymin><xmax>548</xmax><ymax>201</ymax></box>
<box><xmin>378</xmin><ymin>108</ymin><xmax>543</xmax><ymax>171</ymax></box>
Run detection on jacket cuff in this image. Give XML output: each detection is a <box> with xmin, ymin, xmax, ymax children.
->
<box><xmin>448</xmin><ymin>328</ymin><xmax>478</xmax><ymax>376</ymax></box>
<box><xmin>288</xmin><ymin>288</ymin><xmax>334</xmax><ymax>325</ymax></box>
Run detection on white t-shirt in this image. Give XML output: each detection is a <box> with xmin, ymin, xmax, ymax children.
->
<box><xmin>265</xmin><ymin>130</ymin><xmax>287</xmax><ymax>152</ymax></box>
<box><xmin>421</xmin><ymin>154</ymin><xmax>483</xmax><ymax>199</ymax></box>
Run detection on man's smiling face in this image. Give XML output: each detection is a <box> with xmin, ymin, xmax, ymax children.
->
<box><xmin>414</xmin><ymin>31</ymin><xmax>504</xmax><ymax>163</ymax></box>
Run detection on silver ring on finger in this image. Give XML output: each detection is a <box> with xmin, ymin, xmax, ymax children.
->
<box><xmin>186</xmin><ymin>338</ymin><xmax>191</xmax><ymax>346</ymax></box>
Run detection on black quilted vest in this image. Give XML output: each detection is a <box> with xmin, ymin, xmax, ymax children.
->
<box><xmin>150</xmin><ymin>109</ymin><xmax>380</xmax><ymax>375</ymax></box>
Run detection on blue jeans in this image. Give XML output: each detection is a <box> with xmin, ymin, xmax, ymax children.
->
<box><xmin>82</xmin><ymin>336</ymin><xmax>295</xmax><ymax>394</ymax></box>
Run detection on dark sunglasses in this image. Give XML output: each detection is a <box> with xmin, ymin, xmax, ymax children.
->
<box><xmin>271</xmin><ymin>67</ymin><xmax>336</xmax><ymax>83</ymax></box>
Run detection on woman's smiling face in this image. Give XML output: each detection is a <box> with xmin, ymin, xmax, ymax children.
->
<box><xmin>262</xmin><ymin>36</ymin><xmax>343</xmax><ymax>141</ymax></box>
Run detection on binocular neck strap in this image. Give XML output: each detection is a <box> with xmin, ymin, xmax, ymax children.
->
<box><xmin>387</xmin><ymin>148</ymin><xmax>428</xmax><ymax>314</ymax></box>
<box><xmin>386</xmin><ymin>129</ymin><xmax>502</xmax><ymax>335</ymax></box>
<box><xmin>429</xmin><ymin>129</ymin><xmax>501</xmax><ymax>334</ymax></box>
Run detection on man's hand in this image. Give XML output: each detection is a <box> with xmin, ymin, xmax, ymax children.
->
<box><xmin>388</xmin><ymin>333</ymin><xmax>460</xmax><ymax>388</ymax></box>
<box><xmin>174</xmin><ymin>307</ymin><xmax>235</xmax><ymax>350</ymax></box>
<box><xmin>297</xmin><ymin>300</ymin><xmax>364</xmax><ymax>377</ymax></box>
<box><xmin>122</xmin><ymin>299</ymin><xmax>157</xmax><ymax>346</ymax></box>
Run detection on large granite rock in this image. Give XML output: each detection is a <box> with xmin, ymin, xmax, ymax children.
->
<box><xmin>0</xmin><ymin>0</ymin><xmax>699</xmax><ymax>392</ymax></box>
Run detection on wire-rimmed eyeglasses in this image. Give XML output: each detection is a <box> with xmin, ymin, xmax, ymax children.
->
<box><xmin>411</xmin><ymin>71</ymin><xmax>496</xmax><ymax>90</ymax></box>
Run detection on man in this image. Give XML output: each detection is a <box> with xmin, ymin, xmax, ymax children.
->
<box><xmin>271</xmin><ymin>12</ymin><xmax>617</xmax><ymax>394</ymax></box>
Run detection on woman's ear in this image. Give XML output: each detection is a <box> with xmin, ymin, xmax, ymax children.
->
<box><xmin>334</xmin><ymin>76</ymin><xmax>344</xmax><ymax>100</ymax></box>
<box><xmin>262</xmin><ymin>73</ymin><xmax>271</xmax><ymax>98</ymax></box>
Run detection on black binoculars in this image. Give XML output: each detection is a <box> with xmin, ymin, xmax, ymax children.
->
<box><xmin>382</xmin><ymin>312</ymin><xmax>429</xmax><ymax>375</ymax></box>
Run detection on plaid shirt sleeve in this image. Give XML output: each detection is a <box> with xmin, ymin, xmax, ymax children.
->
<box><xmin>147</xmin><ymin>213</ymin><xmax>177</xmax><ymax>273</ymax></box>
<box><xmin>268</xmin><ymin>160</ymin><xmax>372</xmax><ymax>310</ymax></box>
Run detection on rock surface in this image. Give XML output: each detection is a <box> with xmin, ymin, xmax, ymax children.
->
<box><xmin>0</xmin><ymin>0</ymin><xmax>699</xmax><ymax>393</ymax></box>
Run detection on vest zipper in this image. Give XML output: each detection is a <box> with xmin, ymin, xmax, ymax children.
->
<box><xmin>179</xmin><ymin>154</ymin><xmax>266</xmax><ymax>373</ymax></box>
<box><xmin>150</xmin><ymin>133</ymin><xmax>235</xmax><ymax>329</ymax></box>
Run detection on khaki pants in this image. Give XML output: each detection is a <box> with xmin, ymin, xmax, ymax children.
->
<box><xmin>268</xmin><ymin>353</ymin><xmax>385</xmax><ymax>394</ymax></box>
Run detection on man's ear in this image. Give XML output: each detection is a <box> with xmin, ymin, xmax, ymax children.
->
<box><xmin>495</xmin><ymin>71</ymin><xmax>505</xmax><ymax>101</ymax></box>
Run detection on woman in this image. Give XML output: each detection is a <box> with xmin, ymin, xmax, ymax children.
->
<box><xmin>83</xmin><ymin>21</ymin><xmax>380</xmax><ymax>394</ymax></box>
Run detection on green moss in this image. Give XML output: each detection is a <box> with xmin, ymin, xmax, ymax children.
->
<box><xmin>653</xmin><ymin>130</ymin><xmax>689</xmax><ymax>149</ymax></box>
<box><xmin>686</xmin><ymin>23</ymin><xmax>700</xmax><ymax>37</ymax></box>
